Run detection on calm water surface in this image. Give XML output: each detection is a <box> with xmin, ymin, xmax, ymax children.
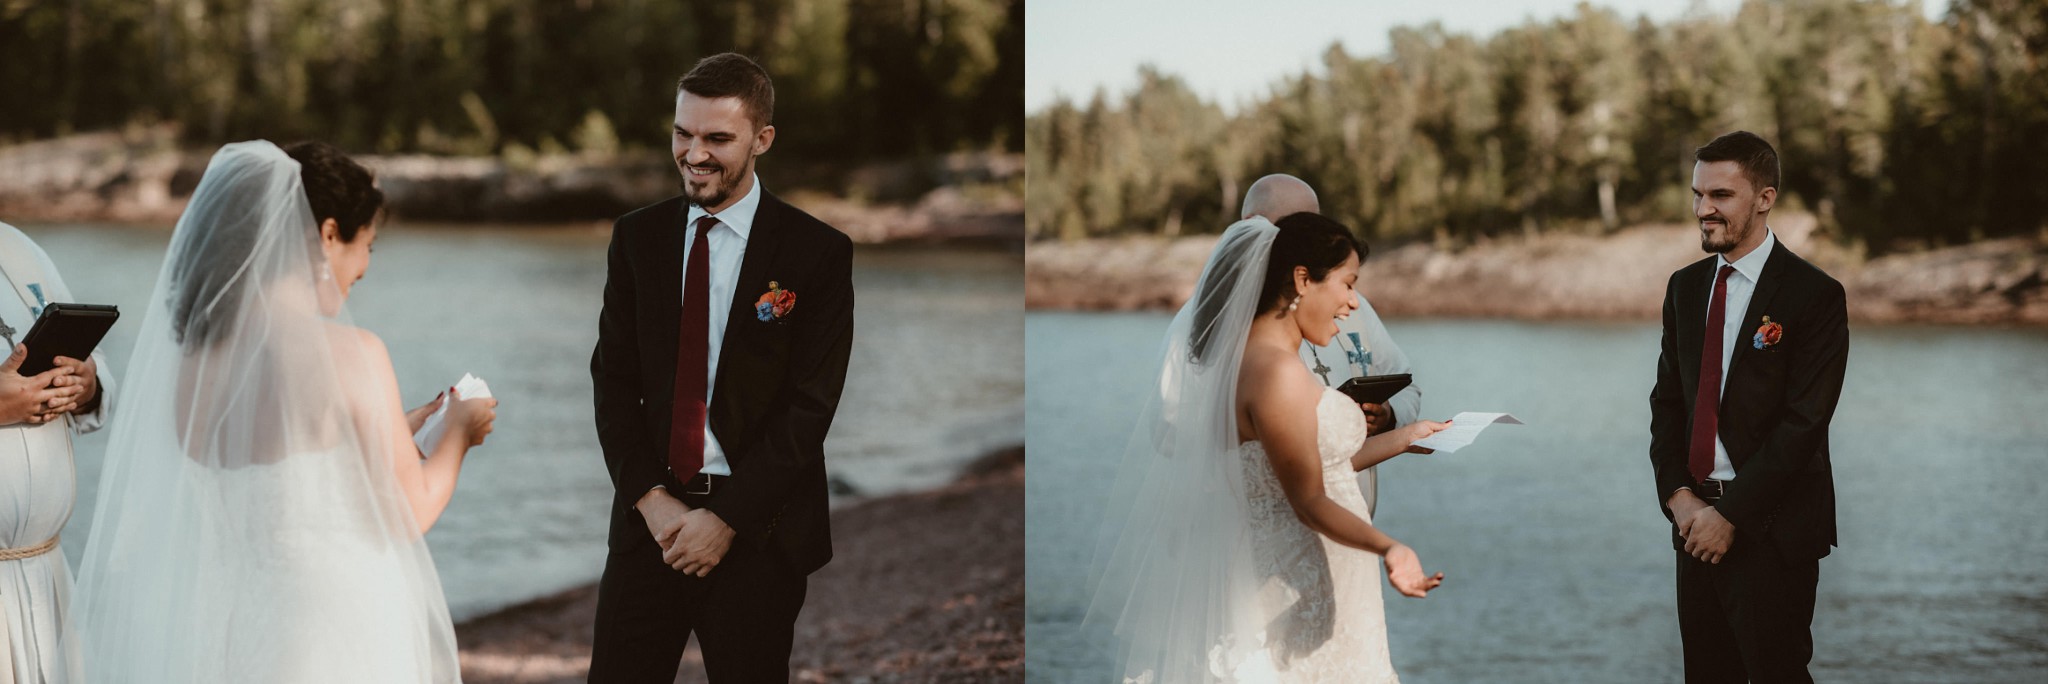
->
<box><xmin>27</xmin><ymin>221</ymin><xmax>1022</xmax><ymax>620</ymax></box>
<box><xmin>1027</xmin><ymin>312</ymin><xmax>2048</xmax><ymax>683</ymax></box>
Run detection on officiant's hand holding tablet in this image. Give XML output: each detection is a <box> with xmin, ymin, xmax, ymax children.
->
<box><xmin>1338</xmin><ymin>373</ymin><xmax>1411</xmax><ymax>405</ymax></box>
<box><xmin>1</xmin><ymin>303</ymin><xmax>116</xmax><ymax>425</ymax></box>
<box><xmin>15</xmin><ymin>303</ymin><xmax>118</xmax><ymax>376</ymax></box>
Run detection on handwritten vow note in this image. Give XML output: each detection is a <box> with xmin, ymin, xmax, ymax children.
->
<box><xmin>1411</xmin><ymin>412</ymin><xmax>1524</xmax><ymax>454</ymax></box>
<box><xmin>413</xmin><ymin>373</ymin><xmax>494</xmax><ymax>455</ymax></box>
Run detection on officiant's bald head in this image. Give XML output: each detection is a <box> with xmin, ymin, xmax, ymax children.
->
<box><xmin>1241</xmin><ymin>174</ymin><xmax>1320</xmax><ymax>221</ymax></box>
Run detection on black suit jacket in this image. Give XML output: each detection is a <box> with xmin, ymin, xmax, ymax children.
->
<box><xmin>1648</xmin><ymin>239</ymin><xmax>1847</xmax><ymax>562</ymax></box>
<box><xmin>592</xmin><ymin>190</ymin><xmax>854</xmax><ymax>576</ymax></box>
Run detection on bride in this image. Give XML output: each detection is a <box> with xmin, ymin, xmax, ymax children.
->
<box><xmin>1086</xmin><ymin>212</ymin><xmax>1448</xmax><ymax>683</ymax></box>
<box><xmin>71</xmin><ymin>140</ymin><xmax>496</xmax><ymax>682</ymax></box>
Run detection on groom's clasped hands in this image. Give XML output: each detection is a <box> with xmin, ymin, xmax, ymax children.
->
<box><xmin>1668</xmin><ymin>489</ymin><xmax>1734</xmax><ymax>564</ymax></box>
<box><xmin>637</xmin><ymin>488</ymin><xmax>736</xmax><ymax>578</ymax></box>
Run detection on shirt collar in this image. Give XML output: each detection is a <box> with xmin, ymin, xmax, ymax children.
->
<box><xmin>1717</xmin><ymin>227</ymin><xmax>1775</xmax><ymax>283</ymax></box>
<box><xmin>685</xmin><ymin>173</ymin><xmax>763</xmax><ymax>241</ymax></box>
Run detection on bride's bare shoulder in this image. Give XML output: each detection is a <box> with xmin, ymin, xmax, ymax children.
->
<box><xmin>320</xmin><ymin>322</ymin><xmax>398</xmax><ymax>392</ymax></box>
<box><xmin>318</xmin><ymin>321</ymin><xmax>388</xmax><ymax>359</ymax></box>
<box><xmin>1239</xmin><ymin>345</ymin><xmax>1318</xmax><ymax>407</ymax></box>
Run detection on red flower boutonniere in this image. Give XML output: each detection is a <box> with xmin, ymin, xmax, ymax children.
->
<box><xmin>755</xmin><ymin>280</ymin><xmax>796</xmax><ymax>322</ymax></box>
<box><xmin>1752</xmin><ymin>316</ymin><xmax>1784</xmax><ymax>350</ymax></box>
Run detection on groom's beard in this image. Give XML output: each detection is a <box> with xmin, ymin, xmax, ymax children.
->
<box><xmin>678</xmin><ymin>157</ymin><xmax>749</xmax><ymax>209</ymax></box>
<box><xmin>1699</xmin><ymin>214</ymin><xmax>1752</xmax><ymax>253</ymax></box>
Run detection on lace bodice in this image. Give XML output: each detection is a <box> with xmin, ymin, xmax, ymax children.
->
<box><xmin>1231</xmin><ymin>387</ymin><xmax>1399</xmax><ymax>683</ymax></box>
<box><xmin>1239</xmin><ymin>387</ymin><xmax>1371</xmax><ymax>505</ymax></box>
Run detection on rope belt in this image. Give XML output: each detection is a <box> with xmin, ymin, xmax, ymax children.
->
<box><xmin>0</xmin><ymin>535</ymin><xmax>57</xmax><ymax>562</ymax></box>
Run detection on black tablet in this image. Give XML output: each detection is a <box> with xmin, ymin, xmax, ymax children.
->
<box><xmin>16</xmin><ymin>303</ymin><xmax>119</xmax><ymax>376</ymax></box>
<box><xmin>1336</xmin><ymin>373</ymin><xmax>1412</xmax><ymax>405</ymax></box>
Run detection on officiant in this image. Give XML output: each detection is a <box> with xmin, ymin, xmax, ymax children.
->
<box><xmin>1</xmin><ymin>220</ymin><xmax>113</xmax><ymax>684</ymax></box>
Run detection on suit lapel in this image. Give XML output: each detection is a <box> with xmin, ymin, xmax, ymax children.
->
<box><xmin>1677</xmin><ymin>260</ymin><xmax>1711</xmax><ymax>395</ymax></box>
<box><xmin>1726</xmin><ymin>240</ymin><xmax>1788</xmax><ymax>384</ymax></box>
<box><xmin>651</xmin><ymin>202</ymin><xmax>686</xmax><ymax>402</ymax></box>
<box><xmin>709</xmin><ymin>191</ymin><xmax>786</xmax><ymax>426</ymax></box>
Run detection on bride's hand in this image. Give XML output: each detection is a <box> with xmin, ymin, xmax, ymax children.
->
<box><xmin>1402</xmin><ymin>419</ymin><xmax>1450</xmax><ymax>455</ymax></box>
<box><xmin>404</xmin><ymin>389</ymin><xmax>447</xmax><ymax>434</ymax></box>
<box><xmin>446</xmin><ymin>388</ymin><xmax>498</xmax><ymax>448</ymax></box>
<box><xmin>1384</xmin><ymin>543</ymin><xmax>1444</xmax><ymax>598</ymax></box>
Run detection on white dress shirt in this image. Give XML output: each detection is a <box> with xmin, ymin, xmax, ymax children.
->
<box><xmin>677</xmin><ymin>175</ymin><xmax>763</xmax><ymax>477</ymax></box>
<box><xmin>1705</xmin><ymin>228</ymin><xmax>1775</xmax><ymax>481</ymax></box>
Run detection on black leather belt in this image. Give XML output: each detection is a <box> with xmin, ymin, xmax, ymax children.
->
<box><xmin>671</xmin><ymin>472</ymin><xmax>725</xmax><ymax>496</ymax></box>
<box><xmin>1693</xmin><ymin>478</ymin><xmax>1729</xmax><ymax>502</ymax></box>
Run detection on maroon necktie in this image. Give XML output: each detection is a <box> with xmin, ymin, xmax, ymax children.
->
<box><xmin>1689</xmin><ymin>264</ymin><xmax>1737</xmax><ymax>483</ymax></box>
<box><xmin>669</xmin><ymin>215</ymin><xmax>718</xmax><ymax>481</ymax></box>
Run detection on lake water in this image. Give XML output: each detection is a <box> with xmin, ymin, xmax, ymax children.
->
<box><xmin>25</xmin><ymin>221</ymin><xmax>1022</xmax><ymax>621</ymax></box>
<box><xmin>1027</xmin><ymin>312</ymin><xmax>2048</xmax><ymax>683</ymax></box>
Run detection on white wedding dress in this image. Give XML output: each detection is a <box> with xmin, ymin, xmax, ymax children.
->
<box><xmin>1235</xmin><ymin>387</ymin><xmax>1398</xmax><ymax>683</ymax></box>
<box><xmin>181</xmin><ymin>447</ymin><xmax>441</xmax><ymax>682</ymax></box>
<box><xmin>1087</xmin><ymin>218</ymin><xmax>1402</xmax><ymax>683</ymax></box>
<box><xmin>72</xmin><ymin>141</ymin><xmax>459</xmax><ymax>682</ymax></box>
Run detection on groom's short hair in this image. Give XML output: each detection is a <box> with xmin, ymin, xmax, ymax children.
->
<box><xmin>1695</xmin><ymin>131</ymin><xmax>1779</xmax><ymax>193</ymax></box>
<box><xmin>677</xmin><ymin>53</ymin><xmax>776</xmax><ymax>130</ymax></box>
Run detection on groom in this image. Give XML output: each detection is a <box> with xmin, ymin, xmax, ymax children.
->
<box><xmin>1647</xmin><ymin>131</ymin><xmax>1847</xmax><ymax>683</ymax></box>
<box><xmin>590</xmin><ymin>53</ymin><xmax>855</xmax><ymax>682</ymax></box>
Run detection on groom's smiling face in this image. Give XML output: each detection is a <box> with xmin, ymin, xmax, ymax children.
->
<box><xmin>673</xmin><ymin>92</ymin><xmax>775</xmax><ymax>213</ymax></box>
<box><xmin>1691</xmin><ymin>160</ymin><xmax>1774</xmax><ymax>256</ymax></box>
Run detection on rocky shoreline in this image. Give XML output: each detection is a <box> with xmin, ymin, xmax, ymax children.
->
<box><xmin>0</xmin><ymin>129</ymin><xmax>1022</xmax><ymax>245</ymax></box>
<box><xmin>1027</xmin><ymin>214</ymin><xmax>2048</xmax><ymax>325</ymax></box>
<box><xmin>454</xmin><ymin>446</ymin><xmax>1025</xmax><ymax>683</ymax></box>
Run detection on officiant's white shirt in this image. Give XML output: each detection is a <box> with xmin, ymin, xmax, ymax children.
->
<box><xmin>0</xmin><ymin>224</ymin><xmax>112</xmax><ymax>435</ymax></box>
<box><xmin>0</xmin><ymin>222</ymin><xmax>112</xmax><ymax>684</ymax></box>
<box><xmin>1704</xmin><ymin>227</ymin><xmax>1775</xmax><ymax>481</ymax></box>
<box><xmin>676</xmin><ymin>174</ymin><xmax>763</xmax><ymax>478</ymax></box>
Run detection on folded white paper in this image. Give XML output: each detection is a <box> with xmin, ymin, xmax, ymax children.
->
<box><xmin>414</xmin><ymin>373</ymin><xmax>493</xmax><ymax>456</ymax></box>
<box><xmin>1410</xmin><ymin>412</ymin><xmax>1523</xmax><ymax>454</ymax></box>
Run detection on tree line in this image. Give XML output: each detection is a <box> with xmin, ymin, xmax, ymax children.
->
<box><xmin>1026</xmin><ymin>0</ymin><xmax>2047</xmax><ymax>253</ymax></box>
<box><xmin>0</xmin><ymin>0</ymin><xmax>1023</xmax><ymax>163</ymax></box>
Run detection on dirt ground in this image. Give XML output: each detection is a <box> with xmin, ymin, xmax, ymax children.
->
<box><xmin>455</xmin><ymin>447</ymin><xmax>1025</xmax><ymax>683</ymax></box>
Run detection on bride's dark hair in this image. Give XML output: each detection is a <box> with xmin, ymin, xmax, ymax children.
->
<box><xmin>1187</xmin><ymin>213</ymin><xmax>1366</xmax><ymax>363</ymax></box>
<box><xmin>283</xmin><ymin>141</ymin><xmax>383</xmax><ymax>240</ymax></box>
<box><xmin>169</xmin><ymin>141</ymin><xmax>382</xmax><ymax>346</ymax></box>
<box><xmin>1256</xmin><ymin>212</ymin><xmax>1366</xmax><ymax>313</ymax></box>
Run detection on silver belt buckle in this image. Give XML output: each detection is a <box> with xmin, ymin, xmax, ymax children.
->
<box><xmin>684</xmin><ymin>474</ymin><xmax>714</xmax><ymax>495</ymax></box>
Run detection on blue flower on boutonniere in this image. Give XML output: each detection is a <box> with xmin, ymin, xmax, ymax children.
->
<box><xmin>754</xmin><ymin>280</ymin><xmax>796</xmax><ymax>323</ymax></box>
<box><xmin>1753</xmin><ymin>316</ymin><xmax>1783</xmax><ymax>350</ymax></box>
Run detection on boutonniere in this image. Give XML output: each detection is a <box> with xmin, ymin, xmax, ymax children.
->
<box><xmin>754</xmin><ymin>280</ymin><xmax>796</xmax><ymax>322</ymax></box>
<box><xmin>1752</xmin><ymin>316</ymin><xmax>1784</xmax><ymax>350</ymax></box>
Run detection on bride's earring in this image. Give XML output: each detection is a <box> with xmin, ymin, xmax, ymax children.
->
<box><xmin>1287</xmin><ymin>295</ymin><xmax>1300</xmax><ymax>312</ymax></box>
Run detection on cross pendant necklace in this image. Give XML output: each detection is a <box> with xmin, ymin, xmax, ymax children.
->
<box><xmin>1308</xmin><ymin>348</ymin><xmax>1333</xmax><ymax>385</ymax></box>
<box><xmin>0</xmin><ymin>315</ymin><xmax>13</xmax><ymax>347</ymax></box>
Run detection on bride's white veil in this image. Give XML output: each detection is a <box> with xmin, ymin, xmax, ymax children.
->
<box><xmin>1083</xmin><ymin>218</ymin><xmax>1279</xmax><ymax>682</ymax></box>
<box><xmin>71</xmin><ymin>141</ymin><xmax>459</xmax><ymax>682</ymax></box>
